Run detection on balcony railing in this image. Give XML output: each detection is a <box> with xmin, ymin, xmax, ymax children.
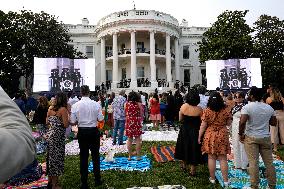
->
<box><xmin>116</xmin><ymin>78</ymin><xmax>152</xmax><ymax>88</ymax></box>
<box><xmin>105</xmin><ymin>48</ymin><xmax>175</xmax><ymax>58</ymax></box>
<box><xmin>97</xmin><ymin>10</ymin><xmax>179</xmax><ymax>28</ymax></box>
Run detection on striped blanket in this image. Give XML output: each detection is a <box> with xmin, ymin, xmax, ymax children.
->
<box><xmin>151</xmin><ymin>146</ymin><xmax>176</xmax><ymax>162</ymax></box>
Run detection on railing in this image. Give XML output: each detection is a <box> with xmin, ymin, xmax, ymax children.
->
<box><xmin>157</xmin><ymin>79</ymin><xmax>168</xmax><ymax>87</ymax></box>
<box><xmin>116</xmin><ymin>78</ymin><xmax>152</xmax><ymax>88</ymax></box>
<box><xmin>137</xmin><ymin>78</ymin><xmax>151</xmax><ymax>87</ymax></box>
<box><xmin>106</xmin><ymin>48</ymin><xmax>175</xmax><ymax>58</ymax></box>
<box><xmin>95</xmin><ymin>80</ymin><xmax>112</xmax><ymax>92</ymax></box>
<box><xmin>117</xmin><ymin>79</ymin><xmax>131</xmax><ymax>88</ymax></box>
<box><xmin>105</xmin><ymin>48</ymin><xmax>175</xmax><ymax>58</ymax></box>
<box><xmin>97</xmin><ymin>10</ymin><xmax>179</xmax><ymax>28</ymax></box>
<box><xmin>65</xmin><ymin>25</ymin><xmax>96</xmax><ymax>30</ymax></box>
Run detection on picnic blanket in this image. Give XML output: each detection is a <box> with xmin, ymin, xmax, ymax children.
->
<box><xmin>65</xmin><ymin>138</ymin><xmax>128</xmax><ymax>156</ymax></box>
<box><xmin>32</xmin><ymin>131</ymin><xmax>47</xmax><ymax>154</ymax></box>
<box><xmin>4</xmin><ymin>162</ymin><xmax>48</xmax><ymax>189</ymax></box>
<box><xmin>151</xmin><ymin>146</ymin><xmax>176</xmax><ymax>162</ymax></box>
<box><xmin>142</xmin><ymin>131</ymin><xmax>178</xmax><ymax>141</ymax></box>
<box><xmin>215</xmin><ymin>157</ymin><xmax>284</xmax><ymax>189</ymax></box>
<box><xmin>88</xmin><ymin>155</ymin><xmax>151</xmax><ymax>172</ymax></box>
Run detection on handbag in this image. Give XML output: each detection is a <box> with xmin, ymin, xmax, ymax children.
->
<box><xmin>107</xmin><ymin>104</ymin><xmax>113</xmax><ymax>113</ymax></box>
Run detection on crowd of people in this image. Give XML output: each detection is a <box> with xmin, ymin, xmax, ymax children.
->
<box><xmin>0</xmin><ymin>83</ymin><xmax>284</xmax><ymax>189</ymax></box>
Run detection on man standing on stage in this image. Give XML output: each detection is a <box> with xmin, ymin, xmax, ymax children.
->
<box><xmin>70</xmin><ymin>85</ymin><xmax>104</xmax><ymax>189</ymax></box>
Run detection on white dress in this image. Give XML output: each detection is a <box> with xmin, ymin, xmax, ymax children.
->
<box><xmin>231</xmin><ymin>110</ymin><xmax>248</xmax><ymax>169</ymax></box>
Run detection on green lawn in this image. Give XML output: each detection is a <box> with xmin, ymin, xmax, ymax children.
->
<box><xmin>37</xmin><ymin>141</ymin><xmax>222</xmax><ymax>189</ymax></box>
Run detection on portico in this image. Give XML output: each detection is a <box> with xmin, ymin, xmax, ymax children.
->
<box><xmin>99</xmin><ymin>30</ymin><xmax>179</xmax><ymax>90</ymax></box>
<box><xmin>95</xmin><ymin>10</ymin><xmax>180</xmax><ymax>90</ymax></box>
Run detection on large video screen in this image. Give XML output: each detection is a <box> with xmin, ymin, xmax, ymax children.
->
<box><xmin>33</xmin><ymin>58</ymin><xmax>96</xmax><ymax>92</ymax></box>
<box><xmin>206</xmin><ymin>58</ymin><xmax>262</xmax><ymax>90</ymax></box>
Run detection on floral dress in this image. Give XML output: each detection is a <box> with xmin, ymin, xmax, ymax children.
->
<box><xmin>46</xmin><ymin>116</ymin><xmax>66</xmax><ymax>176</ymax></box>
<box><xmin>201</xmin><ymin>108</ymin><xmax>232</xmax><ymax>156</ymax></box>
<box><xmin>125</xmin><ymin>101</ymin><xmax>142</xmax><ymax>138</ymax></box>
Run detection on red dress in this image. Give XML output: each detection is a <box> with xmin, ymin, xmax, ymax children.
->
<box><xmin>125</xmin><ymin>101</ymin><xmax>142</xmax><ymax>138</ymax></box>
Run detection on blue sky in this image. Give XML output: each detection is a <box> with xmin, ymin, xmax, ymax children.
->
<box><xmin>1</xmin><ymin>0</ymin><xmax>283</xmax><ymax>26</ymax></box>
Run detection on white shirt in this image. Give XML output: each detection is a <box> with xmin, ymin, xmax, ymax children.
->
<box><xmin>70</xmin><ymin>97</ymin><xmax>104</xmax><ymax>128</ymax></box>
<box><xmin>241</xmin><ymin>101</ymin><xmax>275</xmax><ymax>138</ymax></box>
<box><xmin>141</xmin><ymin>95</ymin><xmax>146</xmax><ymax>106</ymax></box>
<box><xmin>198</xmin><ymin>94</ymin><xmax>209</xmax><ymax>110</ymax></box>
<box><xmin>68</xmin><ymin>97</ymin><xmax>79</xmax><ymax>107</ymax></box>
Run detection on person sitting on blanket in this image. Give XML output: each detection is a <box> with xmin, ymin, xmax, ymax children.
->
<box><xmin>0</xmin><ymin>86</ymin><xmax>36</xmax><ymax>186</ymax></box>
<box><xmin>4</xmin><ymin>159</ymin><xmax>42</xmax><ymax>187</ymax></box>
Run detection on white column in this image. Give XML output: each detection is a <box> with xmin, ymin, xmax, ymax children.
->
<box><xmin>130</xmin><ymin>31</ymin><xmax>137</xmax><ymax>88</ymax></box>
<box><xmin>100</xmin><ymin>37</ymin><xmax>106</xmax><ymax>84</ymax></box>
<box><xmin>112</xmin><ymin>33</ymin><xmax>118</xmax><ymax>89</ymax></box>
<box><xmin>166</xmin><ymin>33</ymin><xmax>173</xmax><ymax>88</ymax></box>
<box><xmin>174</xmin><ymin>38</ymin><xmax>180</xmax><ymax>82</ymax></box>
<box><xmin>150</xmin><ymin>31</ymin><xmax>158</xmax><ymax>88</ymax></box>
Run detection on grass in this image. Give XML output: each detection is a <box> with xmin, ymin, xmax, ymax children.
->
<box><xmin>276</xmin><ymin>145</ymin><xmax>284</xmax><ymax>160</ymax></box>
<box><xmin>35</xmin><ymin>118</ymin><xmax>284</xmax><ymax>189</ymax></box>
<box><xmin>37</xmin><ymin>141</ymin><xmax>222</xmax><ymax>189</ymax></box>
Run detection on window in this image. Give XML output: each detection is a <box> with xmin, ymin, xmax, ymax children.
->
<box><xmin>137</xmin><ymin>42</ymin><xmax>144</xmax><ymax>53</ymax></box>
<box><xmin>122</xmin><ymin>68</ymin><xmax>126</xmax><ymax>79</ymax></box>
<box><xmin>105</xmin><ymin>46</ymin><xmax>113</xmax><ymax>57</ymax></box>
<box><xmin>184</xmin><ymin>69</ymin><xmax>190</xmax><ymax>86</ymax></box>
<box><xmin>136</xmin><ymin>11</ymin><xmax>149</xmax><ymax>15</ymax></box>
<box><xmin>86</xmin><ymin>45</ymin><xmax>94</xmax><ymax>58</ymax></box>
<box><xmin>105</xmin><ymin>46</ymin><xmax>112</xmax><ymax>52</ymax></box>
<box><xmin>121</xmin><ymin>43</ymin><xmax>125</xmax><ymax>50</ymax></box>
<box><xmin>117</xmin><ymin>11</ymin><xmax>128</xmax><ymax>17</ymax></box>
<box><xmin>201</xmin><ymin>69</ymin><xmax>207</xmax><ymax>86</ymax></box>
<box><xmin>137</xmin><ymin>67</ymin><xmax>144</xmax><ymax>78</ymax></box>
<box><xmin>183</xmin><ymin>45</ymin><xmax>189</xmax><ymax>59</ymax></box>
<box><xmin>156</xmin><ymin>68</ymin><xmax>158</xmax><ymax>80</ymax></box>
<box><xmin>121</xmin><ymin>44</ymin><xmax>126</xmax><ymax>54</ymax></box>
<box><xmin>106</xmin><ymin>70</ymin><xmax>112</xmax><ymax>81</ymax></box>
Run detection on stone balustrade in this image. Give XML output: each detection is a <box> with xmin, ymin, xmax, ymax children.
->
<box><xmin>97</xmin><ymin>10</ymin><xmax>179</xmax><ymax>28</ymax></box>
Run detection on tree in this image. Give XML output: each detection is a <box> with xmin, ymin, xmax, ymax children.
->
<box><xmin>253</xmin><ymin>14</ymin><xmax>284</xmax><ymax>91</ymax></box>
<box><xmin>0</xmin><ymin>10</ymin><xmax>23</xmax><ymax>96</ymax></box>
<box><xmin>0</xmin><ymin>10</ymin><xmax>84</xmax><ymax>96</ymax></box>
<box><xmin>198</xmin><ymin>10</ymin><xmax>254</xmax><ymax>63</ymax></box>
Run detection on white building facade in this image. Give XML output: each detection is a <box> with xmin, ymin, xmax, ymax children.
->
<box><xmin>66</xmin><ymin>10</ymin><xmax>208</xmax><ymax>91</ymax></box>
